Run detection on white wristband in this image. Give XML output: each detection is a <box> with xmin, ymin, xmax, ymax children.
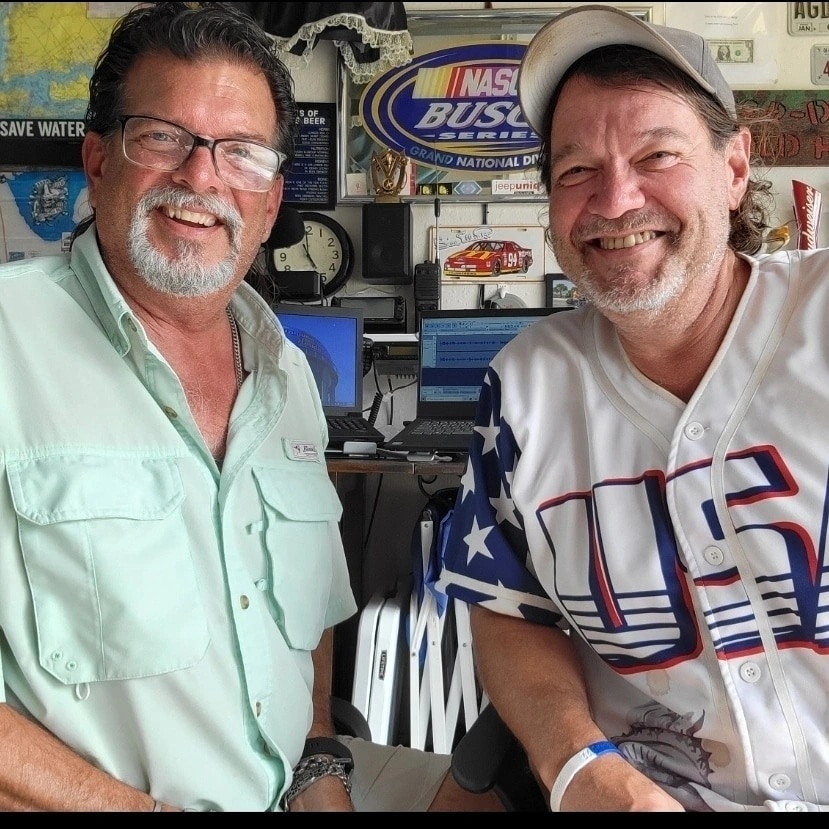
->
<box><xmin>548</xmin><ymin>740</ymin><xmax>622</xmax><ymax>812</ymax></box>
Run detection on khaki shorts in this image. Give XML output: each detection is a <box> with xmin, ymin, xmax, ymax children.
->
<box><xmin>338</xmin><ymin>736</ymin><xmax>450</xmax><ymax>812</ymax></box>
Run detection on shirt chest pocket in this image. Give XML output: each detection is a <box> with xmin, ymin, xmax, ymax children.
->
<box><xmin>252</xmin><ymin>467</ymin><xmax>342</xmax><ymax>650</ymax></box>
<box><xmin>7</xmin><ymin>455</ymin><xmax>210</xmax><ymax>684</ymax></box>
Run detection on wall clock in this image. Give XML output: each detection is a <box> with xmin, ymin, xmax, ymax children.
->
<box><xmin>268</xmin><ymin>211</ymin><xmax>354</xmax><ymax>298</ymax></box>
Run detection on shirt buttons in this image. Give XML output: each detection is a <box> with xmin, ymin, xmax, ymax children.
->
<box><xmin>255</xmin><ymin>578</ymin><xmax>268</xmax><ymax>591</ymax></box>
<box><xmin>684</xmin><ymin>421</ymin><xmax>705</xmax><ymax>440</ymax></box>
<box><xmin>127</xmin><ymin>319</ymin><xmax>138</xmax><ymax>333</ymax></box>
<box><xmin>769</xmin><ymin>773</ymin><xmax>791</xmax><ymax>791</ymax></box>
<box><xmin>240</xmin><ymin>595</ymin><xmax>250</xmax><ymax>610</ymax></box>
<box><xmin>255</xmin><ymin>701</ymin><xmax>262</xmax><ymax>717</ymax></box>
<box><xmin>784</xmin><ymin>801</ymin><xmax>807</xmax><ymax>812</ymax></box>
<box><xmin>704</xmin><ymin>546</ymin><xmax>725</xmax><ymax>566</ymax></box>
<box><xmin>739</xmin><ymin>661</ymin><xmax>761</xmax><ymax>683</ymax></box>
<box><xmin>163</xmin><ymin>406</ymin><xmax>178</xmax><ymax>420</ymax></box>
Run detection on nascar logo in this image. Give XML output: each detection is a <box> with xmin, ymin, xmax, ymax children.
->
<box><xmin>359</xmin><ymin>42</ymin><xmax>541</xmax><ymax>174</ymax></box>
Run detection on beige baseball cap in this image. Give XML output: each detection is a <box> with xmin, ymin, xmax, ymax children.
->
<box><xmin>518</xmin><ymin>4</ymin><xmax>736</xmax><ymax>136</ymax></box>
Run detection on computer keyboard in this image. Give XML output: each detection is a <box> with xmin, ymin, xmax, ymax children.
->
<box><xmin>326</xmin><ymin>415</ymin><xmax>384</xmax><ymax>445</ymax></box>
<box><xmin>411</xmin><ymin>419</ymin><xmax>475</xmax><ymax>435</ymax></box>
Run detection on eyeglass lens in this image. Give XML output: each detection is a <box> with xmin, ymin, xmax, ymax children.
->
<box><xmin>121</xmin><ymin>116</ymin><xmax>282</xmax><ymax>192</ymax></box>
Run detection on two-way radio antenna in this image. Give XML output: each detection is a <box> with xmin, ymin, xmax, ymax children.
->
<box><xmin>432</xmin><ymin>138</ymin><xmax>440</xmax><ymax>266</ymax></box>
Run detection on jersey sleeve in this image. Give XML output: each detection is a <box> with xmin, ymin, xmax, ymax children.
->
<box><xmin>436</xmin><ymin>366</ymin><xmax>561</xmax><ymax>626</ymax></box>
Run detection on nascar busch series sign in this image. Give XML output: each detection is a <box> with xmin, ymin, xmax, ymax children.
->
<box><xmin>359</xmin><ymin>42</ymin><xmax>539</xmax><ymax>178</ymax></box>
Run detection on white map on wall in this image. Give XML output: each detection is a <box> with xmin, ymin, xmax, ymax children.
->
<box><xmin>0</xmin><ymin>4</ymin><xmax>126</xmax><ymax>261</ymax></box>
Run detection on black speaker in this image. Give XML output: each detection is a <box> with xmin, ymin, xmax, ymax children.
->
<box><xmin>362</xmin><ymin>202</ymin><xmax>413</xmax><ymax>284</ymax></box>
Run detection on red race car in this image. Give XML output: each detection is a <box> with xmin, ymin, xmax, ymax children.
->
<box><xmin>443</xmin><ymin>240</ymin><xmax>533</xmax><ymax>277</ymax></box>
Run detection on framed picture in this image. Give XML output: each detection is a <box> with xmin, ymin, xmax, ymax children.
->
<box><xmin>545</xmin><ymin>272</ymin><xmax>590</xmax><ymax>308</ymax></box>
<box><xmin>431</xmin><ymin>224</ymin><xmax>547</xmax><ymax>282</ymax></box>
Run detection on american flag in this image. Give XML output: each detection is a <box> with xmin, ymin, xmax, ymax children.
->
<box><xmin>436</xmin><ymin>367</ymin><xmax>561</xmax><ymax>627</ymax></box>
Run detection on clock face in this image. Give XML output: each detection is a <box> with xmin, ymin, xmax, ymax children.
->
<box><xmin>269</xmin><ymin>211</ymin><xmax>353</xmax><ymax>296</ymax></box>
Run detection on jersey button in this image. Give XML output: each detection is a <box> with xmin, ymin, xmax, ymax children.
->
<box><xmin>784</xmin><ymin>801</ymin><xmax>808</xmax><ymax>812</ymax></box>
<box><xmin>704</xmin><ymin>546</ymin><xmax>725</xmax><ymax>566</ymax></box>
<box><xmin>769</xmin><ymin>773</ymin><xmax>791</xmax><ymax>791</ymax></box>
<box><xmin>739</xmin><ymin>661</ymin><xmax>761</xmax><ymax>683</ymax></box>
<box><xmin>684</xmin><ymin>421</ymin><xmax>705</xmax><ymax>440</ymax></box>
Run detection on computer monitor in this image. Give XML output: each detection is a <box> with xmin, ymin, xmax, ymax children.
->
<box><xmin>275</xmin><ymin>304</ymin><xmax>364</xmax><ymax>417</ymax></box>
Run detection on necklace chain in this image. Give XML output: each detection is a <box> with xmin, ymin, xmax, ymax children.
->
<box><xmin>226</xmin><ymin>307</ymin><xmax>243</xmax><ymax>391</ymax></box>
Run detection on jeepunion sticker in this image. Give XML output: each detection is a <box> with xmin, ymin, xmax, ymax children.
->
<box><xmin>359</xmin><ymin>42</ymin><xmax>540</xmax><ymax>174</ymax></box>
<box><xmin>491</xmin><ymin>179</ymin><xmax>544</xmax><ymax>196</ymax></box>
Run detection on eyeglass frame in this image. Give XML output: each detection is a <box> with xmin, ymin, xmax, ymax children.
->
<box><xmin>115</xmin><ymin>114</ymin><xmax>286</xmax><ymax>192</ymax></box>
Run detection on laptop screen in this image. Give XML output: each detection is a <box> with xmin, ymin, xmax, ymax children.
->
<box><xmin>275</xmin><ymin>304</ymin><xmax>364</xmax><ymax>416</ymax></box>
<box><xmin>416</xmin><ymin>308</ymin><xmax>559</xmax><ymax>418</ymax></box>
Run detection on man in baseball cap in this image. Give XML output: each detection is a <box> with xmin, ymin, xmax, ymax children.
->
<box><xmin>439</xmin><ymin>3</ymin><xmax>829</xmax><ymax>814</ymax></box>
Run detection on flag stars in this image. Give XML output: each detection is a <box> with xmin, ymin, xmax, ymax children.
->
<box><xmin>490</xmin><ymin>482</ymin><xmax>520</xmax><ymax>528</ymax></box>
<box><xmin>474</xmin><ymin>418</ymin><xmax>499</xmax><ymax>456</ymax></box>
<box><xmin>464</xmin><ymin>516</ymin><xmax>494</xmax><ymax>564</ymax></box>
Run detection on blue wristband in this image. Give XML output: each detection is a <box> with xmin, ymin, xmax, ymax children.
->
<box><xmin>549</xmin><ymin>740</ymin><xmax>623</xmax><ymax>812</ymax></box>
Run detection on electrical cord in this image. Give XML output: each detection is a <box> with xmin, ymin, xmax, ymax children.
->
<box><xmin>368</xmin><ymin>391</ymin><xmax>383</xmax><ymax>426</ymax></box>
<box><xmin>362</xmin><ymin>473</ymin><xmax>384</xmax><ymax>550</ymax></box>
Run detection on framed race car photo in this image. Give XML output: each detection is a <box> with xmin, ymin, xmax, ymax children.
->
<box><xmin>431</xmin><ymin>225</ymin><xmax>547</xmax><ymax>282</ymax></box>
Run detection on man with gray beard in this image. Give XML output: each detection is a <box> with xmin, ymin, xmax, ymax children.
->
<box><xmin>439</xmin><ymin>4</ymin><xmax>829</xmax><ymax>814</ymax></box>
<box><xmin>0</xmin><ymin>2</ymin><xmax>502</xmax><ymax>814</ymax></box>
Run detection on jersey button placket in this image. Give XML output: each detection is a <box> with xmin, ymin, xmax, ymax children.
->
<box><xmin>704</xmin><ymin>545</ymin><xmax>725</xmax><ymax>566</ymax></box>
<box><xmin>769</xmin><ymin>773</ymin><xmax>791</xmax><ymax>791</ymax></box>
<box><xmin>738</xmin><ymin>661</ymin><xmax>762</xmax><ymax>683</ymax></box>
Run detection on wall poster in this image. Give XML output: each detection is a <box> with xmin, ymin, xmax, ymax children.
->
<box><xmin>282</xmin><ymin>102</ymin><xmax>336</xmax><ymax>211</ymax></box>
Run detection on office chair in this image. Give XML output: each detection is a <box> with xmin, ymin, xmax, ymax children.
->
<box><xmin>450</xmin><ymin>702</ymin><xmax>547</xmax><ymax>811</ymax></box>
<box><xmin>331</xmin><ymin>695</ymin><xmax>372</xmax><ymax>741</ymax></box>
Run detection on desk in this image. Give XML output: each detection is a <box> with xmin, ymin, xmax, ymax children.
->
<box><xmin>327</xmin><ymin>456</ymin><xmax>466</xmax><ymax>700</ymax></box>
<box><xmin>327</xmin><ymin>457</ymin><xmax>466</xmax><ymax>476</ymax></box>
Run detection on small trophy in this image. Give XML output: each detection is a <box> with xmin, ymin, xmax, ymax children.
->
<box><xmin>370</xmin><ymin>147</ymin><xmax>408</xmax><ymax>203</ymax></box>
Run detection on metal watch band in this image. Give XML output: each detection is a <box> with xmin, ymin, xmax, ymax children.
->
<box><xmin>302</xmin><ymin>736</ymin><xmax>354</xmax><ymax>769</ymax></box>
<box><xmin>281</xmin><ymin>755</ymin><xmax>353</xmax><ymax>811</ymax></box>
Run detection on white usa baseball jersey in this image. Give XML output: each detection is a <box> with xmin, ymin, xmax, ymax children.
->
<box><xmin>437</xmin><ymin>248</ymin><xmax>829</xmax><ymax>812</ymax></box>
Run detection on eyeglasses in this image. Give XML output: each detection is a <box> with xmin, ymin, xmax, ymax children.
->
<box><xmin>117</xmin><ymin>115</ymin><xmax>286</xmax><ymax>193</ymax></box>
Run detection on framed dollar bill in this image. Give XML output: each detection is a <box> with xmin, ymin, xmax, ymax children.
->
<box><xmin>708</xmin><ymin>39</ymin><xmax>754</xmax><ymax>64</ymax></box>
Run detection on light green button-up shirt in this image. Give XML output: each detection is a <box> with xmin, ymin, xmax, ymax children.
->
<box><xmin>0</xmin><ymin>226</ymin><xmax>357</xmax><ymax>811</ymax></box>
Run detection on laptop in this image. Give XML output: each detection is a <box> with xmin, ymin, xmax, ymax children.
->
<box><xmin>275</xmin><ymin>303</ymin><xmax>385</xmax><ymax>447</ymax></box>
<box><xmin>385</xmin><ymin>307</ymin><xmax>563</xmax><ymax>454</ymax></box>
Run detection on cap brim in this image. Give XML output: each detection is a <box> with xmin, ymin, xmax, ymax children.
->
<box><xmin>518</xmin><ymin>5</ymin><xmax>720</xmax><ymax>136</ymax></box>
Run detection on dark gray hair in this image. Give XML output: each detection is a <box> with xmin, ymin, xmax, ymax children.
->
<box><xmin>535</xmin><ymin>45</ymin><xmax>773</xmax><ymax>255</ymax></box>
<box><xmin>86</xmin><ymin>2</ymin><xmax>297</xmax><ymax>163</ymax></box>
<box><xmin>72</xmin><ymin>2</ymin><xmax>298</xmax><ymax>252</ymax></box>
